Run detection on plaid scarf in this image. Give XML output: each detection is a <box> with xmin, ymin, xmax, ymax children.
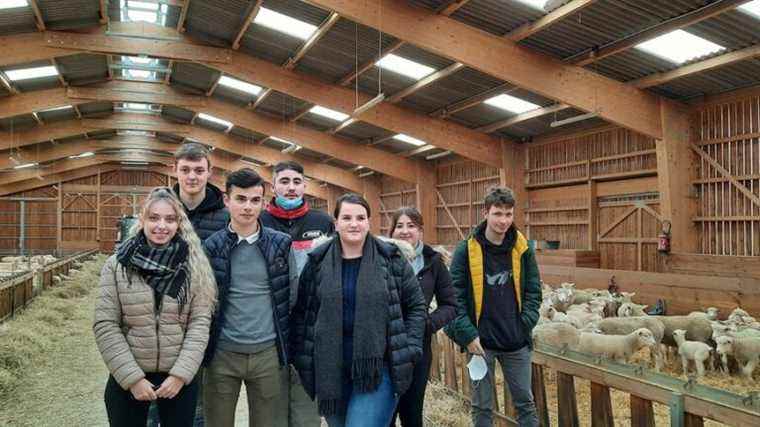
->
<box><xmin>116</xmin><ymin>232</ymin><xmax>191</xmax><ymax>307</ymax></box>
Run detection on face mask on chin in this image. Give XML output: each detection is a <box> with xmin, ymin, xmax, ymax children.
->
<box><xmin>275</xmin><ymin>195</ymin><xmax>304</xmax><ymax>210</ymax></box>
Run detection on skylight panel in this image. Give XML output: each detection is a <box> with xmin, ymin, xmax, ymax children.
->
<box><xmin>39</xmin><ymin>105</ymin><xmax>73</xmax><ymax>113</ymax></box>
<box><xmin>0</xmin><ymin>0</ymin><xmax>27</xmax><ymax>9</ymax></box>
<box><xmin>123</xmin><ymin>68</ymin><xmax>154</xmax><ymax>80</ymax></box>
<box><xmin>635</xmin><ymin>30</ymin><xmax>725</xmax><ymax>64</ymax></box>
<box><xmin>6</xmin><ymin>66</ymin><xmax>58</xmax><ymax>81</ymax></box>
<box><xmin>514</xmin><ymin>0</ymin><xmax>548</xmax><ymax>11</ymax></box>
<box><xmin>123</xmin><ymin>102</ymin><xmax>150</xmax><ymax>110</ymax></box>
<box><xmin>271</xmin><ymin>136</ymin><xmax>296</xmax><ymax>145</ymax></box>
<box><xmin>127</xmin><ymin>9</ymin><xmax>158</xmax><ymax>23</ymax></box>
<box><xmin>739</xmin><ymin>1</ymin><xmax>760</xmax><ymax>19</ymax></box>
<box><xmin>253</xmin><ymin>7</ymin><xmax>317</xmax><ymax>40</ymax></box>
<box><xmin>123</xmin><ymin>55</ymin><xmax>154</xmax><ymax>65</ymax></box>
<box><xmin>484</xmin><ymin>94</ymin><xmax>540</xmax><ymax>114</ymax></box>
<box><xmin>376</xmin><ymin>54</ymin><xmax>436</xmax><ymax>80</ymax></box>
<box><xmin>69</xmin><ymin>152</ymin><xmax>95</xmax><ymax>159</ymax></box>
<box><xmin>217</xmin><ymin>75</ymin><xmax>262</xmax><ymax>96</ymax></box>
<box><xmin>129</xmin><ymin>0</ymin><xmax>158</xmax><ymax>10</ymax></box>
<box><xmin>198</xmin><ymin>113</ymin><xmax>233</xmax><ymax>130</ymax></box>
<box><xmin>393</xmin><ymin>134</ymin><xmax>427</xmax><ymax>147</ymax></box>
<box><xmin>309</xmin><ymin>105</ymin><xmax>350</xmax><ymax>122</ymax></box>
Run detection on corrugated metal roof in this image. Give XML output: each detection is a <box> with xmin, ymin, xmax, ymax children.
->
<box><xmin>77</xmin><ymin>101</ymin><xmax>113</xmax><ymax>117</ymax></box>
<box><xmin>213</xmin><ymin>86</ymin><xmax>257</xmax><ymax>107</ymax></box>
<box><xmin>184</xmin><ymin>0</ymin><xmax>249</xmax><ymax>44</ymax></box>
<box><xmin>0</xmin><ymin>4</ymin><xmax>37</xmax><ymax>36</ymax></box>
<box><xmin>451</xmin><ymin>0</ymin><xmax>545</xmax><ymax>36</ymax></box>
<box><xmin>170</xmin><ymin>62</ymin><xmax>219</xmax><ymax>93</ymax></box>
<box><xmin>56</xmin><ymin>53</ymin><xmax>109</xmax><ymax>86</ymax></box>
<box><xmin>162</xmin><ymin>106</ymin><xmax>195</xmax><ymax>123</ymax></box>
<box><xmin>38</xmin><ymin>0</ymin><xmax>100</xmax><ymax>30</ymax></box>
<box><xmin>399</xmin><ymin>67</ymin><xmax>507</xmax><ymax>114</ymax></box>
<box><xmin>296</xmin><ymin>113</ymin><xmax>340</xmax><ymax>132</ymax></box>
<box><xmin>229</xmin><ymin>126</ymin><xmax>267</xmax><ymax>142</ymax></box>
<box><xmin>334</xmin><ymin>120</ymin><xmax>392</xmax><ymax>142</ymax></box>
<box><xmin>294</xmin><ymin>17</ymin><xmax>400</xmax><ymax>84</ymax></box>
<box><xmin>0</xmin><ymin>114</ymin><xmax>38</xmax><ymax>131</ymax></box>
<box><xmin>651</xmin><ymin>58</ymin><xmax>760</xmax><ymax>100</ymax></box>
<box><xmin>254</xmin><ymin>90</ymin><xmax>310</xmax><ymax>117</ymax></box>
<box><xmin>37</xmin><ymin>106</ymin><xmax>78</xmax><ymax>123</ymax></box>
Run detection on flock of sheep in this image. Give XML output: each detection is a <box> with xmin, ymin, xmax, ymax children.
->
<box><xmin>533</xmin><ymin>283</ymin><xmax>760</xmax><ymax>380</ymax></box>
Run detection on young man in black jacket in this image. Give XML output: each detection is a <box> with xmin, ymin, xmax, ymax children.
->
<box><xmin>259</xmin><ymin>161</ymin><xmax>333</xmax><ymax>427</ymax></box>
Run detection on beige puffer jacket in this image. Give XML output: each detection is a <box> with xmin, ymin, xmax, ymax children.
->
<box><xmin>93</xmin><ymin>255</ymin><xmax>212</xmax><ymax>390</ymax></box>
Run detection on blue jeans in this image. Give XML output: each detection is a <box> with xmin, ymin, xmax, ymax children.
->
<box><xmin>325</xmin><ymin>368</ymin><xmax>398</xmax><ymax>427</ymax></box>
<box><xmin>471</xmin><ymin>346</ymin><xmax>539</xmax><ymax>427</ymax></box>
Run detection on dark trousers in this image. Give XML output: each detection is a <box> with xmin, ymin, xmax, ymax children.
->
<box><xmin>104</xmin><ymin>373</ymin><xmax>199</xmax><ymax>427</ymax></box>
<box><xmin>389</xmin><ymin>333</ymin><xmax>432</xmax><ymax>427</ymax></box>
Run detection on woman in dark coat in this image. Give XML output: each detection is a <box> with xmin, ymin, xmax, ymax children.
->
<box><xmin>290</xmin><ymin>193</ymin><xmax>427</xmax><ymax>427</ymax></box>
<box><xmin>388</xmin><ymin>207</ymin><xmax>458</xmax><ymax>427</ymax></box>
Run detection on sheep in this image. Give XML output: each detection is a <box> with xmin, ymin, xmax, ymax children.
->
<box><xmin>547</xmin><ymin>284</ymin><xmax>575</xmax><ymax>312</ymax></box>
<box><xmin>673</xmin><ymin>329</ymin><xmax>713</xmax><ymax>377</ymax></box>
<box><xmin>688</xmin><ymin>307</ymin><xmax>719</xmax><ymax>321</ymax></box>
<box><xmin>714</xmin><ymin>336</ymin><xmax>760</xmax><ymax>378</ymax></box>
<box><xmin>566</xmin><ymin>303</ymin><xmax>605</xmax><ymax>327</ymax></box>
<box><xmin>618</xmin><ymin>302</ymin><xmax>648</xmax><ymax>317</ymax></box>
<box><xmin>577</xmin><ymin>328</ymin><xmax>656</xmax><ymax>363</ymax></box>
<box><xmin>728</xmin><ymin>308</ymin><xmax>756</xmax><ymax>326</ymax></box>
<box><xmin>546</xmin><ymin>310</ymin><xmax>583</xmax><ymax>329</ymax></box>
<box><xmin>532</xmin><ymin>323</ymin><xmax>581</xmax><ymax>351</ymax></box>
<box><xmin>597</xmin><ymin>316</ymin><xmax>666</xmax><ymax>371</ymax></box>
<box><xmin>651</xmin><ymin>316</ymin><xmax>712</xmax><ymax>349</ymax></box>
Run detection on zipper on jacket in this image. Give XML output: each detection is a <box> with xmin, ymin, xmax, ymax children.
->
<box><xmin>154</xmin><ymin>292</ymin><xmax>163</xmax><ymax>372</ymax></box>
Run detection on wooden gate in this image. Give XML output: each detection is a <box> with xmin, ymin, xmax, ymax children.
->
<box><xmin>597</xmin><ymin>193</ymin><xmax>664</xmax><ymax>272</ymax></box>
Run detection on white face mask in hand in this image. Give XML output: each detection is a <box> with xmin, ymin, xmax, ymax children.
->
<box><xmin>467</xmin><ymin>354</ymin><xmax>488</xmax><ymax>381</ymax></box>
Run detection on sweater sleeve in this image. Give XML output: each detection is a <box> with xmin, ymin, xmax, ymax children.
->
<box><xmin>93</xmin><ymin>257</ymin><xmax>145</xmax><ymax>390</ymax></box>
<box><xmin>427</xmin><ymin>258</ymin><xmax>458</xmax><ymax>333</ymax></box>
<box><xmin>520</xmin><ymin>247</ymin><xmax>543</xmax><ymax>332</ymax></box>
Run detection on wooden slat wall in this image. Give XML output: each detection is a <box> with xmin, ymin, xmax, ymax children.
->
<box><xmin>694</xmin><ymin>95</ymin><xmax>760</xmax><ymax>256</ymax></box>
<box><xmin>436</xmin><ymin>160</ymin><xmax>500</xmax><ymax>246</ymax></box>
<box><xmin>526</xmin><ymin>126</ymin><xmax>657</xmax><ymax>188</ymax></box>
<box><xmin>527</xmin><ymin>185</ymin><xmax>589</xmax><ymax>249</ymax></box>
<box><xmin>597</xmin><ymin>193</ymin><xmax>664</xmax><ymax>272</ymax></box>
<box><xmin>379</xmin><ymin>175</ymin><xmax>416</xmax><ymax>236</ymax></box>
<box><xmin>0</xmin><ymin>198</ymin><xmax>57</xmax><ymax>255</ymax></box>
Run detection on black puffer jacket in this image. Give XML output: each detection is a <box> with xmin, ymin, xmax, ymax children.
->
<box><xmin>291</xmin><ymin>236</ymin><xmax>427</xmax><ymax>398</ymax></box>
<box><xmin>418</xmin><ymin>244</ymin><xmax>458</xmax><ymax>334</ymax></box>
<box><xmin>202</xmin><ymin>223</ymin><xmax>292</xmax><ymax>366</ymax></box>
<box><xmin>173</xmin><ymin>183</ymin><xmax>229</xmax><ymax>241</ymax></box>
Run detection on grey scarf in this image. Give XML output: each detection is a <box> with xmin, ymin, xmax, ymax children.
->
<box><xmin>411</xmin><ymin>241</ymin><xmax>424</xmax><ymax>275</ymax></box>
<box><xmin>314</xmin><ymin>236</ymin><xmax>389</xmax><ymax>416</ymax></box>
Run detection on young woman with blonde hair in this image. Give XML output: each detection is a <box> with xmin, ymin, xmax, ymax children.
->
<box><xmin>94</xmin><ymin>187</ymin><xmax>216</xmax><ymax>427</ymax></box>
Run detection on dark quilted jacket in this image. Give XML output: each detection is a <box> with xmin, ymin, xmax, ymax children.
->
<box><xmin>202</xmin><ymin>222</ymin><xmax>292</xmax><ymax>366</ymax></box>
<box><xmin>173</xmin><ymin>183</ymin><xmax>229</xmax><ymax>241</ymax></box>
<box><xmin>291</xmin><ymin>236</ymin><xmax>427</xmax><ymax>398</ymax></box>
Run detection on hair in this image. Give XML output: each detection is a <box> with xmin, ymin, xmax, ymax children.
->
<box><xmin>333</xmin><ymin>193</ymin><xmax>371</xmax><ymax>219</ymax></box>
<box><xmin>174</xmin><ymin>142</ymin><xmax>212</xmax><ymax>169</ymax></box>
<box><xmin>225</xmin><ymin>168</ymin><xmax>265</xmax><ymax>195</ymax></box>
<box><xmin>388</xmin><ymin>206</ymin><xmax>423</xmax><ymax>237</ymax></box>
<box><xmin>273</xmin><ymin>160</ymin><xmax>304</xmax><ymax>177</ymax></box>
<box><xmin>483</xmin><ymin>186</ymin><xmax>516</xmax><ymax>211</ymax></box>
<box><xmin>130</xmin><ymin>187</ymin><xmax>217</xmax><ymax>308</ymax></box>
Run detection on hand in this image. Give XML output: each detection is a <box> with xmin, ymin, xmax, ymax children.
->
<box><xmin>467</xmin><ymin>337</ymin><xmax>485</xmax><ymax>356</ymax></box>
<box><xmin>156</xmin><ymin>375</ymin><xmax>184</xmax><ymax>399</ymax></box>
<box><xmin>129</xmin><ymin>379</ymin><xmax>157</xmax><ymax>401</ymax></box>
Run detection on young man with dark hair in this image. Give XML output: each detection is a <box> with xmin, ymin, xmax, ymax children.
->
<box><xmin>173</xmin><ymin>142</ymin><xmax>229</xmax><ymax>241</ymax></box>
<box><xmin>202</xmin><ymin>168</ymin><xmax>295</xmax><ymax>427</ymax></box>
<box><xmin>260</xmin><ymin>161</ymin><xmax>333</xmax><ymax>427</ymax></box>
<box><xmin>446</xmin><ymin>186</ymin><xmax>542</xmax><ymax>427</ymax></box>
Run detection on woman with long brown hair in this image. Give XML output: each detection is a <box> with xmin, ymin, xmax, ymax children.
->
<box><xmin>94</xmin><ymin>187</ymin><xmax>216</xmax><ymax>426</ymax></box>
<box><xmin>388</xmin><ymin>207</ymin><xmax>458</xmax><ymax>427</ymax></box>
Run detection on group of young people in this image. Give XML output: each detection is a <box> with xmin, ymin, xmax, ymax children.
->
<box><xmin>93</xmin><ymin>142</ymin><xmax>543</xmax><ymax>427</ymax></box>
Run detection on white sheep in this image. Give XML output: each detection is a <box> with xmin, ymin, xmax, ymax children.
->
<box><xmin>532</xmin><ymin>322</ymin><xmax>580</xmax><ymax>350</ymax></box>
<box><xmin>688</xmin><ymin>307</ymin><xmax>720</xmax><ymax>321</ymax></box>
<box><xmin>673</xmin><ymin>329</ymin><xmax>713</xmax><ymax>377</ymax></box>
<box><xmin>597</xmin><ymin>316</ymin><xmax>665</xmax><ymax>371</ymax></box>
<box><xmin>578</xmin><ymin>328</ymin><xmax>656</xmax><ymax>363</ymax></box>
<box><xmin>618</xmin><ymin>302</ymin><xmax>648</xmax><ymax>317</ymax></box>
<box><xmin>715</xmin><ymin>336</ymin><xmax>760</xmax><ymax>378</ymax></box>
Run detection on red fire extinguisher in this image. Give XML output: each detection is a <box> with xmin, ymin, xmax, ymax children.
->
<box><xmin>658</xmin><ymin>220</ymin><xmax>672</xmax><ymax>254</ymax></box>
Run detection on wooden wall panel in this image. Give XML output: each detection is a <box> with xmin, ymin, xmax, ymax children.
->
<box><xmin>435</xmin><ymin>160</ymin><xmax>500</xmax><ymax>245</ymax></box>
<box><xmin>380</xmin><ymin>175</ymin><xmax>417</xmax><ymax>236</ymax></box>
<box><xmin>694</xmin><ymin>95</ymin><xmax>760</xmax><ymax>256</ymax></box>
<box><xmin>527</xmin><ymin>126</ymin><xmax>657</xmax><ymax>188</ymax></box>
<box><xmin>597</xmin><ymin>193</ymin><xmax>664</xmax><ymax>272</ymax></box>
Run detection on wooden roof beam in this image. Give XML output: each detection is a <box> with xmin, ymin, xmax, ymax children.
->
<box><xmin>306</xmin><ymin>0</ymin><xmax>664</xmax><ymax>139</ymax></box>
<box><xmin>232</xmin><ymin>0</ymin><xmax>262</xmax><ymax>50</ymax></box>
<box><xmin>386</xmin><ymin>62</ymin><xmax>464</xmax><ymax>103</ymax></box>
<box><xmin>176</xmin><ymin>0</ymin><xmax>190</xmax><ymax>32</ymax></box>
<box><xmin>430</xmin><ymin>84</ymin><xmax>513</xmax><ymax>119</ymax></box>
<box><xmin>476</xmin><ymin>103</ymin><xmax>571</xmax><ymax>133</ymax></box>
<box><xmin>630</xmin><ymin>43</ymin><xmax>760</xmax><ymax>88</ymax></box>
<box><xmin>0</xmin><ymin>163</ymin><xmax>120</xmax><ymax>196</ymax></box>
<box><xmin>337</xmin><ymin>39</ymin><xmax>404</xmax><ymax>86</ymax></box>
<box><xmin>567</xmin><ymin>0</ymin><xmax>753</xmax><ymax>66</ymax></box>
<box><xmin>99</xmin><ymin>0</ymin><xmax>108</xmax><ymax>24</ymax></box>
<box><xmin>284</xmin><ymin>12</ymin><xmax>340</xmax><ymax>70</ymax></box>
<box><xmin>28</xmin><ymin>0</ymin><xmax>45</xmax><ymax>31</ymax></box>
<box><xmin>25</xmin><ymin>28</ymin><xmax>502</xmax><ymax>165</ymax></box>
<box><xmin>507</xmin><ymin>0</ymin><xmax>597</xmax><ymax>42</ymax></box>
